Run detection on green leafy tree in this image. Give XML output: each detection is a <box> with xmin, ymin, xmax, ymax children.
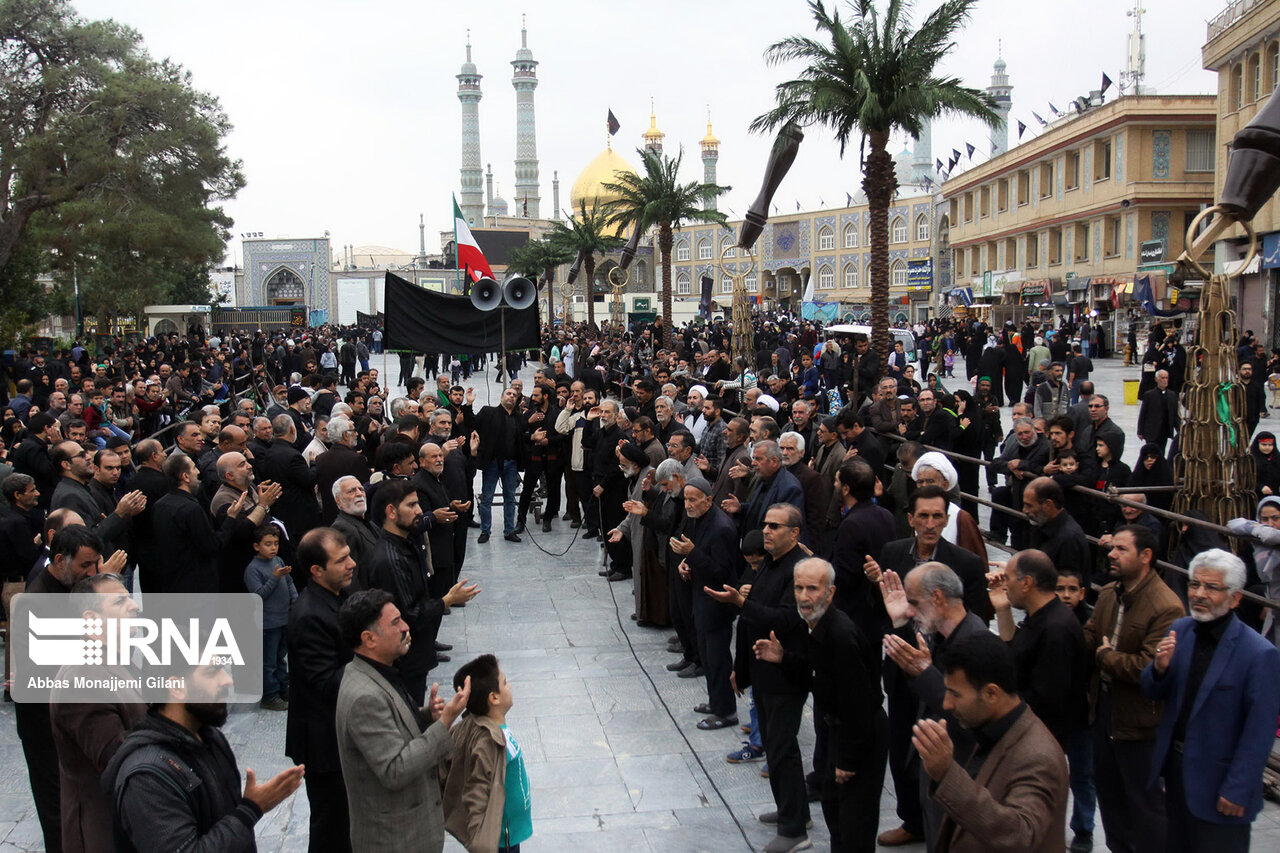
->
<box><xmin>752</xmin><ymin>0</ymin><xmax>997</xmax><ymax>367</ymax></box>
<box><xmin>601</xmin><ymin>148</ymin><xmax>728</xmax><ymax>350</ymax></box>
<box><xmin>547</xmin><ymin>201</ymin><xmax>623</xmax><ymax>329</ymax></box>
<box><xmin>507</xmin><ymin>236</ymin><xmax>574</xmax><ymax>327</ymax></box>
<box><xmin>0</xmin><ymin>0</ymin><xmax>243</xmax><ymax>334</ymax></box>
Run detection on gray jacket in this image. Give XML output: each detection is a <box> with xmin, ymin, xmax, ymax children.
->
<box><xmin>335</xmin><ymin>655</ymin><xmax>455</xmax><ymax>853</ymax></box>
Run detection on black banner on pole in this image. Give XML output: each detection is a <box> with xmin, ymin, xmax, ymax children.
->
<box><xmin>383</xmin><ymin>272</ymin><xmax>540</xmax><ymax>352</ymax></box>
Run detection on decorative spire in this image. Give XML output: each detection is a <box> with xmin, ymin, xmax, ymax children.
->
<box><xmin>466</xmin><ymin>28</ymin><xmax>472</xmax><ymax>62</ymax></box>
<box><xmin>522</xmin><ymin>14</ymin><xmax>527</xmax><ymax>47</ymax></box>
<box><xmin>643</xmin><ymin>99</ymin><xmax>665</xmax><ymax>152</ymax></box>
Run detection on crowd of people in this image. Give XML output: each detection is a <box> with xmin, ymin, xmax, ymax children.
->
<box><xmin>1</xmin><ymin>312</ymin><xmax>1279</xmax><ymax>853</ymax></box>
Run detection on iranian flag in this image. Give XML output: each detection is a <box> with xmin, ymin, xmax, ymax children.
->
<box><xmin>453</xmin><ymin>196</ymin><xmax>494</xmax><ymax>284</ymax></box>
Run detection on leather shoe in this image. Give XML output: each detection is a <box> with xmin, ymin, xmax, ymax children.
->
<box><xmin>666</xmin><ymin>659</ymin><xmax>693</xmax><ymax>672</ymax></box>
<box><xmin>877</xmin><ymin>826</ymin><xmax>923</xmax><ymax>847</ymax></box>
<box><xmin>434</xmin><ymin>641</ymin><xmax>452</xmax><ymax>651</ymax></box>
<box><xmin>694</xmin><ymin>702</ymin><xmax>714</xmax><ymax>714</ymax></box>
<box><xmin>477</xmin><ymin>532</ymin><xmax>491</xmax><ymax>544</ymax></box>
<box><xmin>569</xmin><ymin>519</ymin><xmax>581</xmax><ymax>529</ymax></box>
<box><xmin>435</xmin><ymin>653</ymin><xmax>451</xmax><ymax>663</ymax></box>
<box><xmin>582</xmin><ymin>530</ymin><xmax>598</xmax><ymax>540</ymax></box>
<box><xmin>598</xmin><ymin>569</ymin><xmax>610</xmax><ymax>577</ymax></box>
<box><xmin>541</xmin><ymin>519</ymin><xmax>552</xmax><ymax>532</ymax></box>
<box><xmin>513</xmin><ymin>523</ymin><xmax>526</xmax><ymax>534</ymax></box>
<box><xmin>677</xmin><ymin>665</ymin><xmax>706</xmax><ymax>679</ymax></box>
<box><xmin>504</xmin><ymin>532</ymin><xmax>522</xmax><ymax>543</ymax></box>
<box><xmin>606</xmin><ymin>570</ymin><xmax>631</xmax><ymax>582</ymax></box>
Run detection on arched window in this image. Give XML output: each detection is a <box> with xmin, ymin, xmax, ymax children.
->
<box><xmin>266</xmin><ymin>267</ymin><xmax>306</xmax><ymax>303</ymax></box>
<box><xmin>1232</xmin><ymin>63</ymin><xmax>1244</xmax><ymax>111</ymax></box>
<box><xmin>722</xmin><ymin>238</ymin><xmax>737</xmax><ymax>258</ymax></box>
<box><xmin>843</xmin><ymin>262</ymin><xmax>859</xmax><ymax>289</ymax></box>
<box><xmin>720</xmin><ymin>276</ymin><xmax>733</xmax><ymax>294</ymax></box>
<box><xmin>890</xmin><ymin>259</ymin><xmax>908</xmax><ymax>287</ymax></box>
<box><xmin>745</xmin><ymin>274</ymin><xmax>758</xmax><ymax>293</ymax></box>
<box><xmin>915</xmin><ymin>214</ymin><xmax>930</xmax><ymax>242</ymax></box>
<box><xmin>697</xmin><ymin>237</ymin><xmax>712</xmax><ymax>260</ymax></box>
<box><xmin>818</xmin><ymin>226</ymin><xmax>835</xmax><ymax>251</ymax></box>
<box><xmin>676</xmin><ymin>272</ymin><xmax>691</xmax><ymax>295</ymax></box>
<box><xmin>843</xmin><ymin>222</ymin><xmax>859</xmax><ymax>248</ymax></box>
<box><xmin>1250</xmin><ymin>52</ymin><xmax>1262</xmax><ymax>103</ymax></box>
<box><xmin>676</xmin><ymin>241</ymin><xmax>690</xmax><ymax>261</ymax></box>
<box><xmin>891</xmin><ymin>217</ymin><xmax>908</xmax><ymax>244</ymax></box>
<box><xmin>818</xmin><ymin>264</ymin><xmax>835</xmax><ymax>289</ymax></box>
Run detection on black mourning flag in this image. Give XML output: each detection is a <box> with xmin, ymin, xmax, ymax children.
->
<box><xmin>382</xmin><ymin>272</ymin><xmax>539</xmax><ymax>353</ymax></box>
<box><xmin>1018</xmin><ymin>120</ymin><xmax>1027</xmax><ymax>139</ymax></box>
<box><xmin>1101</xmin><ymin>72</ymin><xmax>1113</xmax><ymax>94</ymax></box>
<box><xmin>608</xmin><ymin>109</ymin><xmax>620</xmax><ymax>136</ymax></box>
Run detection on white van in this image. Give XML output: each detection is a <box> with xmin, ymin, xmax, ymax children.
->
<box><xmin>818</xmin><ymin>324</ymin><xmax>921</xmax><ymax>375</ymax></box>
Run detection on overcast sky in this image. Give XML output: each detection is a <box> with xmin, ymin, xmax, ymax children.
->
<box><xmin>75</xmin><ymin>0</ymin><xmax>1219</xmax><ymax>265</ymax></box>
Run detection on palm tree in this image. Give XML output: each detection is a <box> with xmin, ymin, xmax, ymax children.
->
<box><xmin>752</xmin><ymin>0</ymin><xmax>998</xmax><ymax>368</ymax></box>
<box><xmin>548</xmin><ymin>201</ymin><xmax>623</xmax><ymax>329</ymax></box>
<box><xmin>601</xmin><ymin>147</ymin><xmax>729</xmax><ymax>351</ymax></box>
<box><xmin>507</xmin><ymin>236</ymin><xmax>574</xmax><ymax>328</ymax></box>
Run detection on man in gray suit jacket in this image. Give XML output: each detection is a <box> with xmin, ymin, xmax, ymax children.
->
<box><xmin>335</xmin><ymin>589</ymin><xmax>470</xmax><ymax>853</ymax></box>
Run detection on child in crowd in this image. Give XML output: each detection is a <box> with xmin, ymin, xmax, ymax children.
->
<box><xmin>1055</xmin><ymin>566</ymin><xmax>1093</xmax><ymax>625</ymax></box>
<box><xmin>1269</xmin><ymin>368</ymin><xmax>1280</xmax><ymax>408</ymax></box>
<box><xmin>944</xmin><ymin>349</ymin><xmax>956</xmax><ymax>377</ymax></box>
<box><xmin>726</xmin><ymin>530</ymin><xmax>767</xmax><ymax>766</ymax></box>
<box><xmin>442</xmin><ymin>654</ymin><xmax>532</xmax><ymax>853</ymax></box>
<box><xmin>243</xmin><ymin>524</ymin><xmax>297</xmax><ymax>711</ymax></box>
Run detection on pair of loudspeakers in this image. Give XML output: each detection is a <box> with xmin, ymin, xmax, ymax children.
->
<box><xmin>470</xmin><ymin>276</ymin><xmax>536</xmax><ymax>312</ymax></box>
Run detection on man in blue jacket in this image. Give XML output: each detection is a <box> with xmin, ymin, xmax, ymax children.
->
<box><xmin>1141</xmin><ymin>548</ymin><xmax>1280</xmax><ymax>853</ymax></box>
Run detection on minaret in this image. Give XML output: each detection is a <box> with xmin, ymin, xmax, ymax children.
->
<box><xmin>987</xmin><ymin>53</ymin><xmax>1013</xmax><ymax>156</ymax></box>
<box><xmin>911</xmin><ymin>120</ymin><xmax>932</xmax><ymax>185</ymax></box>
<box><xmin>700</xmin><ymin>108</ymin><xmax>720</xmax><ymax>210</ymax></box>
<box><xmin>642</xmin><ymin>99</ymin><xmax>665</xmax><ymax>155</ymax></box>
<box><xmin>511</xmin><ymin>16</ymin><xmax>540</xmax><ymax>218</ymax></box>
<box><xmin>456</xmin><ymin>31</ymin><xmax>484</xmax><ymax>225</ymax></box>
<box><xmin>486</xmin><ymin>163</ymin><xmax>494</xmax><ymax>212</ymax></box>
<box><xmin>552</xmin><ymin>170</ymin><xmax>560</xmax><ymax>219</ymax></box>
<box><xmin>419</xmin><ymin>214</ymin><xmax>426</xmax><ymax>255</ymax></box>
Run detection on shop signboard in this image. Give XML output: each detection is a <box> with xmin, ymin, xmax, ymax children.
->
<box><xmin>1139</xmin><ymin>239</ymin><xmax>1166</xmax><ymax>266</ymax></box>
<box><xmin>907</xmin><ymin>257</ymin><xmax>933</xmax><ymax>286</ymax></box>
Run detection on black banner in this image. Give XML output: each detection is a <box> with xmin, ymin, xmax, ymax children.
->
<box><xmin>383</xmin><ymin>272</ymin><xmax>540</xmax><ymax>353</ymax></box>
<box><xmin>355</xmin><ymin>310</ymin><xmax>383</xmax><ymax>328</ymax></box>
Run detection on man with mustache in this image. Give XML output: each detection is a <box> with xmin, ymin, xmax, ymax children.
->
<box><xmin>330</xmin><ymin>476</ymin><xmax>378</xmax><ymax>575</ymax></box>
<box><xmin>105</xmin><ymin>656</ymin><xmax>305</xmax><ymax>852</ymax></box>
<box><xmin>753</xmin><ymin>557</ymin><xmax>887</xmax><ymax>852</ymax></box>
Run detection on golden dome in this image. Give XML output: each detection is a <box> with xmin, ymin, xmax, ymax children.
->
<box><xmin>569</xmin><ymin>146</ymin><xmax>638</xmax><ymax>217</ymax></box>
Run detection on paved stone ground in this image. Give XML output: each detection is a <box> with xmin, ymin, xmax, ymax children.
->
<box><xmin>2</xmin><ymin>352</ymin><xmax>1278</xmax><ymax>851</ymax></box>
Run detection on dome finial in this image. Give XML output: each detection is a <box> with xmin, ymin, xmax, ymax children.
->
<box><xmin>465</xmin><ymin>28</ymin><xmax>471</xmax><ymax>62</ymax></box>
<box><xmin>521</xmin><ymin>14</ymin><xmax>527</xmax><ymax>48</ymax></box>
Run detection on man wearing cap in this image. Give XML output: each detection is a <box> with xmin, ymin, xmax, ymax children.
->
<box><xmin>607</xmin><ymin>442</ymin><xmax>655</xmax><ymax>584</ymax></box>
<box><xmin>677</xmin><ymin>476</ymin><xmax>740</xmax><ymax>729</ymax></box>
<box><xmin>685</xmin><ymin>385</ymin><xmax>709</xmax><ymax>443</ymax></box>
<box><xmin>286</xmin><ymin>385</ymin><xmax>315</xmax><ymax>451</ymax></box>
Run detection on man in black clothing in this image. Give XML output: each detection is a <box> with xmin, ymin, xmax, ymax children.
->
<box><xmin>915</xmin><ymin>389</ymin><xmax>956</xmax><ymax>452</ymax></box>
<box><xmin>583</xmin><ymin>398</ymin><xmax>627</xmax><ymax>543</ymax></box>
<box><xmin>1137</xmin><ymin>370</ymin><xmax>1179</xmax><ymax>455</ymax></box>
<box><xmin>708</xmin><ymin>503</ymin><xmax>812</xmax><ymax>852</ymax></box>
<box><xmin>754</xmin><ymin>557</ymin><xmax>887</xmax><ymax>853</ymax></box>
<box><xmin>259</xmin><ymin>415</ymin><xmax>321</xmax><ymax>541</ymax></box>
<box><xmin>315</xmin><ymin>417</ymin><xmax>372</xmax><ymax>525</ymax></box>
<box><xmin>105</xmin><ymin>662</ymin><xmax>304</xmax><ymax>852</ymax></box>
<box><xmin>362</xmin><ymin>479</ymin><xmax>478</xmax><ymax>704</ymax></box>
<box><xmin>1084</xmin><ymin>395</ymin><xmax>1126</xmax><ymax>464</ymax></box>
<box><xmin>425</xmin><ymin>409</ymin><xmax>474</xmax><ymax>574</ymax></box>
<box><xmin>49</xmin><ymin>441</ymin><xmax>145</xmax><ymax>554</ymax></box>
<box><xmin>829</xmin><ymin>460</ymin><xmax>897</xmax><ymax>634</ymax></box>
<box><xmin>150</xmin><ymin>454</ymin><xmax>244</xmax><ymax>594</ymax></box>
<box><xmin>1024</xmin><ymin>477</ymin><xmax>1093</xmax><ymax>590</ymax></box>
<box><xmin>988</xmin><ymin>548</ymin><xmax>1088</xmax><ymax>750</ymax></box>
<box><xmin>1240</xmin><ymin>361</ymin><xmax>1266</xmax><ymax>440</ymax></box>
<box><xmin>516</xmin><ymin>383</ymin><xmax>562</xmax><ymax>534</ymax></box>
<box><xmin>330</xmin><ymin>476</ymin><xmax>378</xmax><ymax>574</ymax></box>
<box><xmin>129</xmin><ymin>439</ymin><xmax>170</xmax><ymax>593</ymax></box>
<box><xmin>286</xmin><ymin>527</ymin><xmax>357</xmax><ymax>853</ymax></box>
<box><xmin>285</xmin><ymin>385</ymin><xmax>314</xmax><ymax>451</ymax></box>
<box><xmin>471</xmin><ymin>386</ymin><xmax>524</xmax><ymax>543</ymax></box>
<box><xmin>412</xmin><ymin>442</ymin><xmax>461</xmax><ymax>598</ymax></box>
<box><xmin>0</xmin><ymin>473</ymin><xmax>43</xmax><ymax>582</ymax></box>
<box><xmin>12</xmin><ymin>412</ymin><xmax>62</xmax><ymax>509</ymax></box>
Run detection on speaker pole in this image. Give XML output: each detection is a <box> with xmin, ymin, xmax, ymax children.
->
<box><xmin>500</xmin><ymin>307</ymin><xmax>508</xmax><ymax>390</ymax></box>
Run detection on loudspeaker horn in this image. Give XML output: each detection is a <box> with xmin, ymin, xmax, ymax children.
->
<box><xmin>470</xmin><ymin>276</ymin><xmax>502</xmax><ymax>312</ymax></box>
<box><xmin>503</xmin><ymin>275</ymin><xmax>537</xmax><ymax>310</ymax></box>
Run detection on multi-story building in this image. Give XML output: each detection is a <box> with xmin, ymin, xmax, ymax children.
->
<box><xmin>1203</xmin><ymin>0</ymin><xmax>1280</xmax><ymax>347</ymax></box>
<box><xmin>940</xmin><ymin>95</ymin><xmax>1215</xmax><ymax>349</ymax></box>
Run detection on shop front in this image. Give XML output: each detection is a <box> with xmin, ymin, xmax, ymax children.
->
<box><xmin>1020</xmin><ymin>279</ymin><xmax>1056</xmax><ymax>325</ymax></box>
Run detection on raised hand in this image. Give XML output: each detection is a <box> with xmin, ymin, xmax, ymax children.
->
<box><xmin>879</xmin><ymin>570</ymin><xmax>911</xmax><ymax>627</ymax></box>
<box><xmin>911</xmin><ymin>718</ymin><xmax>954</xmax><ymax>783</ymax></box>
<box><xmin>440</xmin><ymin>676</ymin><xmax>471</xmax><ymax>728</ymax></box>
<box><xmin>243</xmin><ymin>765</ymin><xmax>305</xmax><ymax>813</ymax></box>
<box><xmin>1154</xmin><ymin>630</ymin><xmax>1177</xmax><ymax>675</ymax></box>
<box><xmin>753</xmin><ymin>630</ymin><xmax>783</xmax><ymax>664</ymax></box>
<box><xmin>884</xmin><ymin>632</ymin><xmax>932</xmax><ymax>677</ymax></box>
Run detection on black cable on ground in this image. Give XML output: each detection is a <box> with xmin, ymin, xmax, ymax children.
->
<box><xmin>594</xmin><ymin>506</ymin><xmax>758</xmax><ymax>852</ymax></box>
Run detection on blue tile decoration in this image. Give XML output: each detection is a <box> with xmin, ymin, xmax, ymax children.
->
<box><xmin>1152</xmin><ymin>131</ymin><xmax>1171</xmax><ymax>179</ymax></box>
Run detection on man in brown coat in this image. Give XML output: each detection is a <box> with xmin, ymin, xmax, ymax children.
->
<box><xmin>913</xmin><ymin>631</ymin><xmax>1068</xmax><ymax>853</ymax></box>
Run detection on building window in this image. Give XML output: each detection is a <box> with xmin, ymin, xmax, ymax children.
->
<box><xmin>1017</xmin><ymin>169</ymin><xmax>1031</xmax><ymax>205</ymax></box>
<box><xmin>1250</xmin><ymin>52</ymin><xmax>1262</xmax><ymax>102</ymax></box>
<box><xmin>844</xmin><ymin>262</ymin><xmax>859</xmax><ymax>289</ymax></box>
<box><xmin>818</xmin><ymin>226</ymin><xmax>835</xmax><ymax>250</ymax></box>
<box><xmin>1074</xmin><ymin>222</ymin><xmax>1090</xmax><ymax>262</ymax></box>
<box><xmin>963</xmin><ymin>192</ymin><xmax>974</xmax><ymax>222</ymax></box>
<box><xmin>1185</xmin><ymin>129</ymin><xmax>1215</xmax><ymax>172</ymax></box>
<box><xmin>1104</xmin><ymin>215</ymin><xmax>1121</xmax><ymax>257</ymax></box>
<box><xmin>1004</xmin><ymin>237</ymin><xmax>1018</xmax><ymax>270</ymax></box>
<box><xmin>676</xmin><ymin>273</ymin><xmax>691</xmax><ymax>295</ymax></box>
<box><xmin>1065</xmin><ymin>150</ymin><xmax>1080</xmax><ymax>191</ymax></box>
<box><xmin>979</xmin><ymin>185</ymin><xmax>991</xmax><ymax>217</ymax></box>
<box><xmin>818</xmin><ymin>265</ymin><xmax>835</xmax><ymax>289</ymax></box>
<box><xmin>1026</xmin><ymin>233</ymin><xmax>1039</xmax><ymax>267</ymax></box>
<box><xmin>949</xmin><ymin>198</ymin><xmax>959</xmax><ymax>223</ymax></box>
<box><xmin>746</xmin><ymin>274</ymin><xmax>758</xmax><ymax>293</ymax></box>
<box><xmin>916</xmin><ymin>214</ymin><xmax>930</xmax><ymax>242</ymax></box>
<box><xmin>987</xmin><ymin>240</ymin><xmax>999</xmax><ymax>270</ymax></box>
<box><xmin>890</xmin><ymin>259</ymin><xmax>907</xmax><ymax>287</ymax></box>
<box><xmin>1232</xmin><ymin>63</ymin><xmax>1244</xmax><ymax>111</ymax></box>
<box><xmin>1270</xmin><ymin>42</ymin><xmax>1279</xmax><ymax>92</ymax></box>
<box><xmin>1048</xmin><ymin>227</ymin><xmax>1063</xmax><ymax>265</ymax></box>
<box><xmin>723</xmin><ymin>241</ymin><xmax>737</xmax><ymax>258</ymax></box>
<box><xmin>843</xmin><ymin>222</ymin><xmax>859</xmax><ymax>248</ymax></box>
<box><xmin>954</xmin><ymin>248</ymin><xmax>965</xmax><ymax>277</ymax></box>
<box><xmin>970</xmin><ymin>249</ymin><xmax>980</xmax><ymax>277</ymax></box>
<box><xmin>778</xmin><ymin>274</ymin><xmax>791</xmax><ymax>295</ymax></box>
<box><xmin>697</xmin><ymin>238</ymin><xmax>712</xmax><ymax>260</ymax></box>
<box><xmin>891</xmin><ymin>217</ymin><xmax>908</xmax><ymax>243</ymax></box>
<box><xmin>997</xmin><ymin>178</ymin><xmax>1009</xmax><ymax>212</ymax></box>
<box><xmin>1094</xmin><ymin>138</ymin><xmax>1112</xmax><ymax>181</ymax></box>
<box><xmin>676</xmin><ymin>242</ymin><xmax>690</xmax><ymax>261</ymax></box>
<box><xmin>1039</xmin><ymin>162</ymin><xmax>1054</xmax><ymax>198</ymax></box>
<box><xmin>720</xmin><ymin>276</ymin><xmax>732</xmax><ymax>294</ymax></box>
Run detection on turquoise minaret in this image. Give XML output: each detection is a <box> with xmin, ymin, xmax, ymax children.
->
<box><xmin>457</xmin><ymin>31</ymin><xmax>485</xmax><ymax>225</ymax></box>
<box><xmin>511</xmin><ymin>16</ymin><xmax>540</xmax><ymax>218</ymax></box>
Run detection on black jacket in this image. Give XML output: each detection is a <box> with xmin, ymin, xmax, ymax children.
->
<box><xmin>685</xmin><ymin>505</ymin><xmax>740</xmax><ymax>615</ymax></box>
<box><xmin>734</xmin><ymin>544</ymin><xmax>809</xmax><ymax>695</ymax></box>
<box><xmin>471</xmin><ymin>404</ymin><xmax>524</xmax><ymax>468</ymax></box>
<box><xmin>331</xmin><ymin>511</ymin><xmax>379</xmax><ymax>580</ymax></box>
<box><xmin>0</xmin><ymin>505</ymin><xmax>41</xmax><ymax>581</ymax></box>
<box><xmin>13</xmin><ymin>435</ymin><xmax>56</xmax><ymax>509</ymax></box>
<box><xmin>102</xmin><ymin>710</ymin><xmax>262</xmax><ymax>853</ymax></box>
<box><xmin>50</xmin><ymin>477</ymin><xmax>131</xmax><ymax>554</ymax></box>
<box><xmin>1031</xmin><ymin>509</ymin><xmax>1094</xmax><ymax>589</ymax></box>
<box><xmin>314</xmin><ymin>443</ymin><xmax>371</xmax><ymax>525</ymax></box>
<box><xmin>151</xmin><ymin>489</ymin><xmax>236</xmax><ymax>594</ymax></box>
<box><xmin>285</xmin><ymin>584</ymin><xmax>353</xmax><ymax>772</ymax></box>
<box><xmin>255</xmin><ymin>439</ymin><xmax>320</xmax><ymax>539</ymax></box>
<box><xmin>130</xmin><ymin>466</ymin><xmax>170</xmax><ymax>592</ymax></box>
<box><xmin>1137</xmin><ymin>388</ymin><xmax>1178</xmax><ymax>446</ymax></box>
<box><xmin>411</xmin><ymin>468</ymin><xmax>456</xmax><ymax>573</ymax></box>
<box><xmin>364</xmin><ymin>528</ymin><xmax>443</xmax><ymax>676</ymax></box>
<box><xmin>830</xmin><ymin>501</ymin><xmax>898</xmax><ymax>636</ymax></box>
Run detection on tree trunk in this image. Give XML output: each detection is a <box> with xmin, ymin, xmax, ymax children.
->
<box><xmin>863</xmin><ymin>131</ymin><xmax>898</xmax><ymax>375</ymax></box>
<box><xmin>659</xmin><ymin>222</ymin><xmax>674</xmax><ymax>351</ymax></box>
<box><xmin>584</xmin><ymin>254</ymin><xmax>597</xmax><ymax>330</ymax></box>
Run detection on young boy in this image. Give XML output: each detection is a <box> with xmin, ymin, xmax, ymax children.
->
<box><xmin>726</xmin><ymin>530</ymin><xmax>767</xmax><ymax>766</ymax></box>
<box><xmin>442</xmin><ymin>654</ymin><xmax>532</xmax><ymax>853</ymax></box>
<box><xmin>244</xmin><ymin>524</ymin><xmax>297</xmax><ymax>711</ymax></box>
<box><xmin>1055</xmin><ymin>565</ymin><xmax>1093</xmax><ymax>625</ymax></box>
